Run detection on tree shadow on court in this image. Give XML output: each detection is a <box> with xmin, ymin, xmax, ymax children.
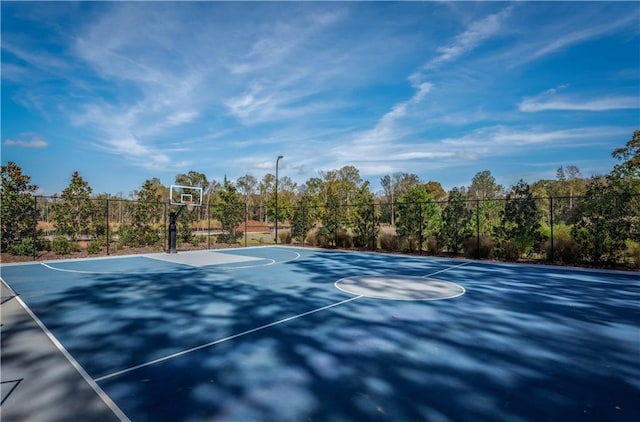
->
<box><xmin>4</xmin><ymin>250</ymin><xmax>640</xmax><ymax>421</ymax></box>
<box><xmin>1</xmin><ymin>294</ymin><xmax>122</xmax><ymax>421</ymax></box>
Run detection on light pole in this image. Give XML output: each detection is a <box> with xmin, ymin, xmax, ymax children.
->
<box><xmin>275</xmin><ymin>155</ymin><xmax>284</xmax><ymax>244</ymax></box>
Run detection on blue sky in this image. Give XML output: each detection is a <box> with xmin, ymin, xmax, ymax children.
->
<box><xmin>2</xmin><ymin>1</ymin><xmax>639</xmax><ymax>197</ymax></box>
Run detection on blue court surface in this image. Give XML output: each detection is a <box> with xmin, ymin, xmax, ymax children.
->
<box><xmin>1</xmin><ymin>246</ymin><xmax>639</xmax><ymax>421</ymax></box>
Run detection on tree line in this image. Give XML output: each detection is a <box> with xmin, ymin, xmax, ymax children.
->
<box><xmin>1</xmin><ymin>131</ymin><xmax>638</xmax><ymax>267</ymax></box>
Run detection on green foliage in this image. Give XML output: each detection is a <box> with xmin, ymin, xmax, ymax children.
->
<box><xmin>439</xmin><ymin>188</ymin><xmax>472</xmax><ymax>254</ymax></box>
<box><xmin>291</xmin><ymin>195</ymin><xmax>314</xmax><ymax>242</ymax></box>
<box><xmin>87</xmin><ymin>239</ymin><xmax>103</xmax><ymax>255</ymax></box>
<box><xmin>396</xmin><ymin>185</ymin><xmax>440</xmax><ymax>251</ymax></box>
<box><xmin>496</xmin><ymin>180</ymin><xmax>541</xmax><ymax>258</ymax></box>
<box><xmin>351</xmin><ymin>182</ymin><xmax>378</xmax><ymax>249</ymax></box>
<box><xmin>51</xmin><ymin>171</ymin><xmax>95</xmax><ymax>241</ymax></box>
<box><xmin>8</xmin><ymin>236</ymin><xmax>37</xmax><ymax>256</ymax></box>
<box><xmin>52</xmin><ymin>236</ymin><xmax>79</xmax><ymax>255</ymax></box>
<box><xmin>571</xmin><ymin>179</ymin><xmax>633</xmax><ymax>264</ymax></box>
<box><xmin>214</xmin><ymin>180</ymin><xmax>245</xmax><ymax>244</ymax></box>
<box><xmin>1</xmin><ymin>162</ymin><xmax>39</xmax><ymax>252</ymax></box>
<box><xmin>625</xmin><ymin>240</ymin><xmax>640</xmax><ymax>268</ymax></box>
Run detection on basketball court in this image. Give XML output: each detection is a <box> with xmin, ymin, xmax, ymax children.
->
<box><xmin>1</xmin><ymin>246</ymin><xmax>638</xmax><ymax>421</ymax></box>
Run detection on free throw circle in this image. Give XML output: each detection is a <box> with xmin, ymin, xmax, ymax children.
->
<box><xmin>335</xmin><ymin>275</ymin><xmax>465</xmax><ymax>301</ymax></box>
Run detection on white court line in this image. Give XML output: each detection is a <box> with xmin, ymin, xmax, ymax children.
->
<box><xmin>40</xmin><ymin>262</ymin><xmax>120</xmax><ymax>275</ymax></box>
<box><xmin>95</xmin><ymin>295</ymin><xmax>362</xmax><ymax>382</ymax></box>
<box><xmin>0</xmin><ymin>278</ymin><xmax>130</xmax><ymax>421</ymax></box>
<box><xmin>422</xmin><ymin>261</ymin><xmax>472</xmax><ymax>278</ymax></box>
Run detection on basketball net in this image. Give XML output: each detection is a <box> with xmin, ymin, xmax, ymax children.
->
<box><xmin>184</xmin><ymin>201</ymin><xmax>195</xmax><ymax>211</ymax></box>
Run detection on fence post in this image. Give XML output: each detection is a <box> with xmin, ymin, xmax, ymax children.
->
<box><xmin>476</xmin><ymin>199</ymin><xmax>481</xmax><ymax>260</ymax></box>
<box><xmin>207</xmin><ymin>203</ymin><xmax>211</xmax><ymax>250</ymax></box>
<box><xmin>419</xmin><ymin>202</ymin><xmax>423</xmax><ymax>255</ymax></box>
<box><xmin>549</xmin><ymin>196</ymin><xmax>554</xmax><ymax>262</ymax></box>
<box><xmin>244</xmin><ymin>202</ymin><xmax>248</xmax><ymax>248</ymax></box>
<box><xmin>106</xmin><ymin>198</ymin><xmax>110</xmax><ymax>255</ymax></box>
<box><xmin>32</xmin><ymin>195</ymin><xmax>38</xmax><ymax>260</ymax></box>
<box><xmin>371</xmin><ymin>202</ymin><xmax>376</xmax><ymax>251</ymax></box>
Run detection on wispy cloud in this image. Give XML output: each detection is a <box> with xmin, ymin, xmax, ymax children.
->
<box><xmin>528</xmin><ymin>15</ymin><xmax>638</xmax><ymax>63</ymax></box>
<box><xmin>519</xmin><ymin>93</ymin><xmax>639</xmax><ymax>112</ymax></box>
<box><xmin>3</xmin><ymin>134</ymin><xmax>48</xmax><ymax>148</ymax></box>
<box><xmin>423</xmin><ymin>6</ymin><xmax>513</xmax><ymax>71</ymax></box>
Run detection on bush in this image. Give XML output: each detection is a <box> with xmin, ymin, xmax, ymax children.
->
<box><xmin>379</xmin><ymin>232</ymin><xmax>399</xmax><ymax>252</ymax></box>
<box><xmin>463</xmin><ymin>235</ymin><xmax>494</xmax><ymax>259</ymax></box>
<box><xmin>545</xmin><ymin>225</ymin><xmax>578</xmax><ymax>264</ymax></box>
<box><xmin>498</xmin><ymin>239</ymin><xmax>521</xmax><ymax>261</ymax></box>
<box><xmin>335</xmin><ymin>230</ymin><xmax>353</xmax><ymax>249</ymax></box>
<box><xmin>278</xmin><ymin>230</ymin><xmax>292</xmax><ymax>244</ymax></box>
<box><xmin>87</xmin><ymin>239</ymin><xmax>102</xmax><ymax>255</ymax></box>
<box><xmin>626</xmin><ymin>240</ymin><xmax>640</xmax><ymax>269</ymax></box>
<box><xmin>399</xmin><ymin>236</ymin><xmax>420</xmax><ymax>253</ymax></box>
<box><xmin>52</xmin><ymin>236</ymin><xmax>79</xmax><ymax>255</ymax></box>
<box><xmin>8</xmin><ymin>237</ymin><xmax>36</xmax><ymax>256</ymax></box>
<box><xmin>426</xmin><ymin>236</ymin><xmax>440</xmax><ymax>255</ymax></box>
<box><xmin>118</xmin><ymin>225</ymin><xmax>135</xmax><ymax>246</ymax></box>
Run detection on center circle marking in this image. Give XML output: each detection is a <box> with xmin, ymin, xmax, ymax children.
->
<box><xmin>335</xmin><ymin>275</ymin><xmax>465</xmax><ymax>301</ymax></box>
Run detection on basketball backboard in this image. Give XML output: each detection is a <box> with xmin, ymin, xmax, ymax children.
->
<box><xmin>169</xmin><ymin>184</ymin><xmax>203</xmax><ymax>207</ymax></box>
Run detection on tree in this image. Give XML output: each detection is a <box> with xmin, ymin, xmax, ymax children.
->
<box><xmin>291</xmin><ymin>194</ymin><xmax>314</xmax><ymax>244</ymax></box>
<box><xmin>611</xmin><ymin>130</ymin><xmax>640</xmax><ymax>179</ymax></box>
<box><xmin>496</xmin><ymin>180</ymin><xmax>541</xmax><ymax>258</ymax></box>
<box><xmin>52</xmin><ymin>171</ymin><xmax>95</xmax><ymax>241</ymax></box>
<box><xmin>468</xmin><ymin>170</ymin><xmax>502</xmax><ymax>200</ymax></box>
<box><xmin>214</xmin><ymin>179</ymin><xmax>245</xmax><ymax>243</ymax></box>
<box><xmin>396</xmin><ymin>185</ymin><xmax>439</xmax><ymax>252</ymax></box>
<box><xmin>572</xmin><ymin>178</ymin><xmax>632</xmax><ymax>264</ymax></box>
<box><xmin>126</xmin><ymin>179</ymin><xmax>163</xmax><ymax>246</ymax></box>
<box><xmin>1</xmin><ymin>162</ymin><xmax>39</xmax><ymax>252</ymax></box>
<box><xmin>380</xmin><ymin>172</ymin><xmax>420</xmax><ymax>225</ymax></box>
<box><xmin>439</xmin><ymin>187</ymin><xmax>472</xmax><ymax>254</ymax></box>
<box><xmin>351</xmin><ymin>181</ymin><xmax>378</xmax><ymax>249</ymax></box>
<box><xmin>424</xmin><ymin>181</ymin><xmax>447</xmax><ymax>202</ymax></box>
<box><xmin>258</xmin><ymin>173</ymin><xmax>275</xmax><ymax>224</ymax></box>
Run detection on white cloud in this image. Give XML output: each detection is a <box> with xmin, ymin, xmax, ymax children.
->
<box><xmin>519</xmin><ymin>95</ymin><xmax>639</xmax><ymax>112</ymax></box>
<box><xmin>3</xmin><ymin>136</ymin><xmax>48</xmax><ymax>148</ymax></box>
<box><xmin>424</xmin><ymin>6</ymin><xmax>512</xmax><ymax>70</ymax></box>
<box><xmin>528</xmin><ymin>15</ymin><xmax>638</xmax><ymax>62</ymax></box>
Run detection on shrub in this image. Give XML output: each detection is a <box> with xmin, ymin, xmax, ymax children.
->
<box><xmin>426</xmin><ymin>236</ymin><xmax>440</xmax><ymax>255</ymax></box>
<box><xmin>626</xmin><ymin>240</ymin><xmax>640</xmax><ymax>269</ymax></box>
<box><xmin>52</xmin><ymin>236</ymin><xmax>79</xmax><ymax>255</ymax></box>
<box><xmin>278</xmin><ymin>230</ymin><xmax>292</xmax><ymax>244</ymax></box>
<box><xmin>463</xmin><ymin>235</ymin><xmax>494</xmax><ymax>259</ymax></box>
<box><xmin>8</xmin><ymin>237</ymin><xmax>36</xmax><ymax>256</ymax></box>
<box><xmin>190</xmin><ymin>235</ymin><xmax>200</xmax><ymax>246</ymax></box>
<box><xmin>335</xmin><ymin>230</ymin><xmax>353</xmax><ymax>249</ymax></box>
<box><xmin>118</xmin><ymin>225</ymin><xmax>135</xmax><ymax>246</ymax></box>
<box><xmin>399</xmin><ymin>236</ymin><xmax>420</xmax><ymax>253</ymax></box>
<box><xmin>545</xmin><ymin>225</ymin><xmax>578</xmax><ymax>264</ymax></box>
<box><xmin>305</xmin><ymin>230</ymin><xmax>318</xmax><ymax>246</ymax></box>
<box><xmin>498</xmin><ymin>239</ymin><xmax>521</xmax><ymax>261</ymax></box>
<box><xmin>87</xmin><ymin>239</ymin><xmax>102</xmax><ymax>255</ymax></box>
<box><xmin>379</xmin><ymin>232</ymin><xmax>399</xmax><ymax>252</ymax></box>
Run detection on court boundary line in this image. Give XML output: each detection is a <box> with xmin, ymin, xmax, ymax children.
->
<box><xmin>95</xmin><ymin>295</ymin><xmax>362</xmax><ymax>382</ymax></box>
<box><xmin>0</xmin><ymin>278</ymin><xmax>130</xmax><ymax>421</ymax></box>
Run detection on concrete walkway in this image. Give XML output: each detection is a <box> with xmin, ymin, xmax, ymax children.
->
<box><xmin>1</xmin><ymin>280</ymin><xmax>126</xmax><ymax>421</ymax></box>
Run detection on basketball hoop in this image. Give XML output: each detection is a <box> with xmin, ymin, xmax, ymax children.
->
<box><xmin>184</xmin><ymin>201</ymin><xmax>195</xmax><ymax>212</ymax></box>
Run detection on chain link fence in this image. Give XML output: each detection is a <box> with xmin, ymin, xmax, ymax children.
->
<box><xmin>4</xmin><ymin>194</ymin><xmax>639</xmax><ymax>269</ymax></box>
